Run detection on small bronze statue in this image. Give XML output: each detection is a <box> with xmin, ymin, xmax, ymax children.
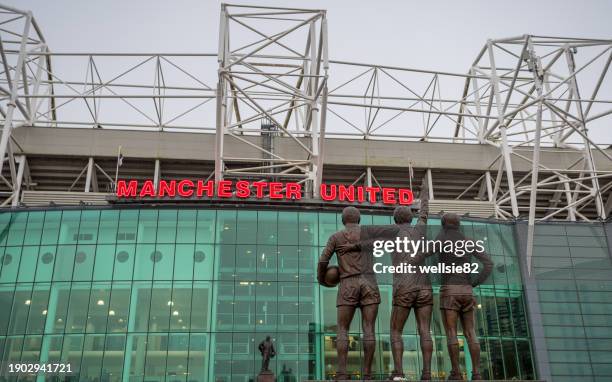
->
<box><xmin>258</xmin><ymin>336</ymin><xmax>276</xmax><ymax>375</ymax></box>
<box><xmin>435</xmin><ymin>213</ymin><xmax>493</xmax><ymax>381</ymax></box>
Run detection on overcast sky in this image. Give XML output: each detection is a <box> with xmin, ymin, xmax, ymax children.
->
<box><xmin>3</xmin><ymin>0</ymin><xmax>611</xmax><ymax>144</ymax></box>
<box><xmin>6</xmin><ymin>0</ymin><xmax>612</xmax><ymax>72</ymax></box>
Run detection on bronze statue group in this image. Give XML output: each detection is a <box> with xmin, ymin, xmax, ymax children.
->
<box><xmin>317</xmin><ymin>178</ymin><xmax>493</xmax><ymax>381</ymax></box>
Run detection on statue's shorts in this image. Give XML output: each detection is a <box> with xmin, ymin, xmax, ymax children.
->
<box><xmin>392</xmin><ymin>287</ymin><xmax>434</xmax><ymax>309</ymax></box>
<box><xmin>440</xmin><ymin>294</ymin><xmax>477</xmax><ymax>312</ymax></box>
<box><xmin>336</xmin><ymin>275</ymin><xmax>381</xmax><ymax>307</ymax></box>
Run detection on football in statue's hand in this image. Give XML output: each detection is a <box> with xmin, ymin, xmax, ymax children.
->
<box><xmin>324</xmin><ymin>265</ymin><xmax>340</xmax><ymax>287</ymax></box>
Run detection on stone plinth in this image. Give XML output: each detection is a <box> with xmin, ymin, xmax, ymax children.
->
<box><xmin>257</xmin><ymin>370</ymin><xmax>275</xmax><ymax>382</ymax></box>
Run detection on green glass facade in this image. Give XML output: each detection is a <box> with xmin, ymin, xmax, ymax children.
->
<box><xmin>531</xmin><ymin>223</ymin><xmax>612</xmax><ymax>382</ymax></box>
<box><xmin>0</xmin><ymin>207</ymin><xmax>535</xmax><ymax>381</ymax></box>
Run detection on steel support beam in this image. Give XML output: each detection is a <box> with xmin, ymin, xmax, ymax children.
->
<box><xmin>0</xmin><ymin>12</ymin><xmax>31</xmax><ymax>196</ymax></box>
<box><xmin>487</xmin><ymin>40</ymin><xmax>520</xmax><ymax>217</ymax></box>
<box><xmin>526</xmin><ymin>37</ymin><xmax>545</xmax><ymax>274</ymax></box>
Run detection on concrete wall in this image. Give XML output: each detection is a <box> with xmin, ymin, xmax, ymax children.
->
<box><xmin>13</xmin><ymin>126</ymin><xmax>612</xmax><ymax>172</ymax></box>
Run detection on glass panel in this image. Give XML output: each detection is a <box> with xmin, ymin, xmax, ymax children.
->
<box><xmin>21</xmin><ymin>335</ymin><xmax>43</xmax><ymax>367</ymax></box>
<box><xmin>174</xmin><ymin>243</ymin><xmax>195</xmax><ymax>280</ymax></box>
<box><xmin>102</xmin><ymin>334</ymin><xmax>125</xmax><ymax>382</ymax></box>
<box><xmin>86</xmin><ymin>282</ymin><xmax>112</xmax><ymax>333</ymax></box>
<box><xmin>191</xmin><ymin>281</ymin><xmax>210</xmax><ymax>331</ymax></box>
<box><xmin>27</xmin><ymin>283</ymin><xmax>50</xmax><ymax>334</ymax></box>
<box><xmin>215</xmin><ymin>281</ymin><xmax>234</xmax><ymax>332</ymax></box>
<box><xmin>58</xmin><ymin>210</ymin><xmax>81</xmax><ymax>245</ymax></box>
<box><xmin>93</xmin><ymin>244</ymin><xmax>115</xmax><ymax>281</ymax></box>
<box><xmin>65</xmin><ymin>282</ymin><xmax>91</xmax><ymax>333</ymax></box>
<box><xmin>79</xmin><ymin>210</ymin><xmax>100</xmax><ymax>244</ymax></box>
<box><xmin>53</xmin><ymin>244</ymin><xmax>76</xmax><ymax>281</ymax></box>
<box><xmin>188</xmin><ymin>333</ymin><xmax>208</xmax><ymax>382</ymax></box>
<box><xmin>255</xmin><ymin>281</ymin><xmax>277</xmax><ymax>332</ymax></box>
<box><xmin>193</xmin><ymin>243</ymin><xmax>214</xmax><ymax>281</ymax></box>
<box><xmin>133</xmin><ymin>244</ymin><xmax>154</xmax><ymax>280</ymax></box>
<box><xmin>132</xmin><ymin>281</ymin><xmax>152</xmax><ymax>332</ymax></box>
<box><xmin>42</xmin><ymin>334</ymin><xmax>64</xmax><ymax>367</ymax></box>
<box><xmin>278</xmin><ymin>245</ymin><xmax>299</xmax><ymax>282</ymax></box>
<box><xmin>278</xmin><ymin>211</ymin><xmax>298</xmax><ymax>245</ymax></box>
<box><xmin>234</xmin><ymin>280</ymin><xmax>255</xmax><ymax>332</ymax></box>
<box><xmin>35</xmin><ymin>245</ymin><xmax>57</xmax><ymax>282</ymax></box>
<box><xmin>149</xmin><ymin>281</ymin><xmax>172</xmax><ymax>332</ymax></box>
<box><xmin>257</xmin><ymin>244</ymin><xmax>277</xmax><ymax>281</ymax></box>
<box><xmin>153</xmin><ymin>243</ymin><xmax>175</xmax><ymax>280</ymax></box>
<box><xmin>1</xmin><ymin>246</ymin><xmax>22</xmax><ymax>283</ymax></box>
<box><xmin>127</xmin><ymin>333</ymin><xmax>148</xmax><ymax>380</ymax></box>
<box><xmin>279</xmin><ymin>282</ymin><xmax>298</xmax><ymax>332</ymax></box>
<box><xmin>61</xmin><ymin>334</ymin><xmax>85</xmax><ymax>376</ymax></box>
<box><xmin>236</xmin><ymin>210</ymin><xmax>257</xmax><ymax>244</ymax></box>
<box><xmin>257</xmin><ymin>211</ymin><xmax>277</xmax><ymax>245</ymax></box>
<box><xmin>318</xmin><ymin>212</ymin><xmax>338</xmax><ymax>244</ymax></box>
<box><xmin>176</xmin><ymin>209</ymin><xmax>196</xmax><ymax>243</ymax></box>
<box><xmin>8</xmin><ymin>284</ymin><xmax>32</xmax><ymax>335</ymax></box>
<box><xmin>502</xmin><ymin>340</ymin><xmax>519</xmax><ymax>379</ymax></box>
<box><xmin>217</xmin><ymin>244</ymin><xmax>235</xmax><ymax>281</ymax></box>
<box><xmin>298</xmin><ymin>246</ymin><xmax>316</xmax><ymax>282</ymax></box>
<box><xmin>113</xmin><ymin>243</ymin><xmax>135</xmax><ymax>281</ymax></box>
<box><xmin>145</xmin><ymin>333</ymin><xmax>168</xmax><ymax>379</ymax></box>
<box><xmin>0</xmin><ymin>286</ymin><xmax>13</xmax><ymax>335</ymax></box>
<box><xmin>6</xmin><ymin>212</ymin><xmax>27</xmax><ymax>246</ymax></box>
<box><xmin>1</xmin><ymin>336</ymin><xmax>24</xmax><ymax>375</ymax></box>
<box><xmin>0</xmin><ymin>212</ymin><xmax>12</xmax><ymax>246</ymax></box>
<box><xmin>138</xmin><ymin>210</ymin><xmax>158</xmax><ymax>243</ymax></box>
<box><xmin>118</xmin><ymin>210</ymin><xmax>139</xmax><ymax>244</ymax></box>
<box><xmin>167</xmin><ymin>333</ymin><xmax>189</xmax><ymax>381</ymax></box>
<box><xmin>195</xmin><ymin>210</ymin><xmax>216</xmax><ymax>243</ymax></box>
<box><xmin>217</xmin><ymin>210</ymin><xmax>236</xmax><ymax>244</ymax></box>
<box><xmin>41</xmin><ymin>211</ymin><xmax>61</xmax><ymax>245</ymax></box>
<box><xmin>157</xmin><ymin>209</ymin><xmax>177</xmax><ymax>243</ymax></box>
<box><xmin>49</xmin><ymin>282</ymin><xmax>71</xmax><ymax>334</ymax></box>
<box><xmin>98</xmin><ymin>210</ymin><xmax>119</xmax><ymax>244</ymax></box>
<box><xmin>299</xmin><ymin>212</ymin><xmax>318</xmax><ymax>246</ymax></box>
<box><xmin>73</xmin><ymin>244</ymin><xmax>96</xmax><ymax>281</ymax></box>
<box><xmin>170</xmin><ymin>281</ymin><xmax>193</xmax><ymax>332</ymax></box>
<box><xmin>80</xmin><ymin>334</ymin><xmax>105</xmax><ymax>380</ymax></box>
<box><xmin>107</xmin><ymin>282</ymin><xmax>130</xmax><ymax>333</ymax></box>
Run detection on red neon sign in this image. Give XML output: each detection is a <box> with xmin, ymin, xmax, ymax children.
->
<box><xmin>116</xmin><ymin>179</ymin><xmax>414</xmax><ymax>205</ymax></box>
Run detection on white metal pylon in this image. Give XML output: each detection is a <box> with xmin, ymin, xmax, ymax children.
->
<box><xmin>214</xmin><ymin>4</ymin><xmax>328</xmax><ymax>197</ymax></box>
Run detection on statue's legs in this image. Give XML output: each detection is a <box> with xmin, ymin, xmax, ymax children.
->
<box><xmin>262</xmin><ymin>357</ymin><xmax>269</xmax><ymax>372</ymax></box>
<box><xmin>415</xmin><ymin>304</ymin><xmax>433</xmax><ymax>380</ymax></box>
<box><xmin>361</xmin><ymin>303</ymin><xmax>379</xmax><ymax>380</ymax></box>
<box><xmin>460</xmin><ymin>309</ymin><xmax>481</xmax><ymax>380</ymax></box>
<box><xmin>442</xmin><ymin>308</ymin><xmax>462</xmax><ymax>380</ymax></box>
<box><xmin>389</xmin><ymin>305</ymin><xmax>410</xmax><ymax>377</ymax></box>
<box><xmin>336</xmin><ymin>305</ymin><xmax>357</xmax><ymax>380</ymax></box>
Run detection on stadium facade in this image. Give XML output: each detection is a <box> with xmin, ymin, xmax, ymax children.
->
<box><xmin>0</xmin><ymin>3</ymin><xmax>611</xmax><ymax>382</ymax></box>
